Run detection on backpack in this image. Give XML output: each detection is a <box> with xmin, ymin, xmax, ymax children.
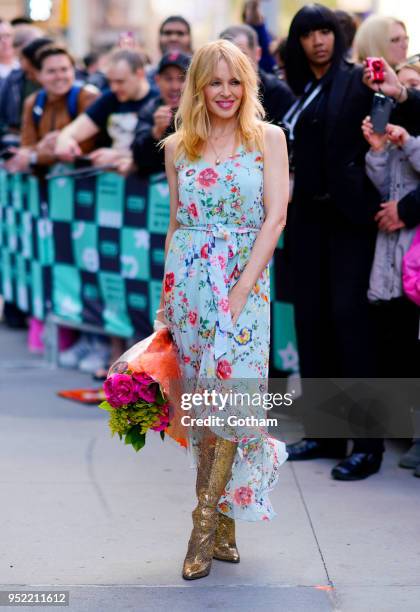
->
<box><xmin>402</xmin><ymin>226</ymin><xmax>420</xmax><ymax>306</ymax></box>
<box><xmin>32</xmin><ymin>83</ymin><xmax>83</xmax><ymax>127</ymax></box>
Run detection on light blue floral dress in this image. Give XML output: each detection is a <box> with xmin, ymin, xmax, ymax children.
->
<box><xmin>163</xmin><ymin>145</ymin><xmax>288</xmax><ymax>521</ymax></box>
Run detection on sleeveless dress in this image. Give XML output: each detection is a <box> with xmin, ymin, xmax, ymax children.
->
<box><xmin>163</xmin><ymin>144</ymin><xmax>288</xmax><ymax>521</ymax></box>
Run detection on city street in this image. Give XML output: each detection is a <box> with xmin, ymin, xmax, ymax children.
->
<box><xmin>0</xmin><ymin>323</ymin><xmax>419</xmax><ymax>612</ymax></box>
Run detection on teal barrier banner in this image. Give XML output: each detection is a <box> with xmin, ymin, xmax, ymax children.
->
<box><xmin>0</xmin><ymin>168</ymin><xmax>298</xmax><ymax>372</ymax></box>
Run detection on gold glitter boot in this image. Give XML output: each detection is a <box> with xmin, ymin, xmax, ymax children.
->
<box><xmin>182</xmin><ymin>436</ymin><xmax>237</xmax><ymax>580</ymax></box>
<box><xmin>213</xmin><ymin>514</ymin><xmax>240</xmax><ymax>563</ymax></box>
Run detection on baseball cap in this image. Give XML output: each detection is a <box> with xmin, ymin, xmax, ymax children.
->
<box><xmin>157</xmin><ymin>51</ymin><xmax>191</xmax><ymax>74</ymax></box>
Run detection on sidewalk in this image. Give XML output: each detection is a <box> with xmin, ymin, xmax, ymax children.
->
<box><xmin>0</xmin><ymin>324</ymin><xmax>419</xmax><ymax>612</ymax></box>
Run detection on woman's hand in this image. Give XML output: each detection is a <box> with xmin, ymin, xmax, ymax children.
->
<box><xmin>361</xmin><ymin>116</ymin><xmax>388</xmax><ymax>151</ymax></box>
<box><xmin>386</xmin><ymin>123</ymin><xmax>410</xmax><ymax>147</ymax></box>
<box><xmin>228</xmin><ymin>283</ymin><xmax>249</xmax><ymax>326</ymax></box>
<box><xmin>153</xmin><ymin>308</ymin><xmax>169</xmax><ymax>331</ymax></box>
<box><xmin>362</xmin><ymin>58</ymin><xmax>405</xmax><ymax>100</ymax></box>
<box><xmin>374</xmin><ymin>200</ymin><xmax>405</xmax><ymax>232</ymax></box>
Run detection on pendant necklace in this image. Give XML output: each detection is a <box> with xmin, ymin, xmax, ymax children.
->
<box><xmin>208</xmin><ymin>139</ymin><xmax>223</xmax><ymax>165</ymax></box>
<box><xmin>208</xmin><ymin>127</ymin><xmax>237</xmax><ymax>165</ymax></box>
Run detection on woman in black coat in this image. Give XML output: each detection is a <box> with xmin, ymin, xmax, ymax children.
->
<box><xmin>283</xmin><ymin>5</ymin><xmax>385</xmax><ymax>480</ymax></box>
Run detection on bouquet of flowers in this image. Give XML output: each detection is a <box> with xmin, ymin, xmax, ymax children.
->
<box><xmin>99</xmin><ymin>328</ymin><xmax>188</xmax><ymax>452</ymax></box>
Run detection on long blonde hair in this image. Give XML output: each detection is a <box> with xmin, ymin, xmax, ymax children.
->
<box><xmin>164</xmin><ymin>39</ymin><xmax>265</xmax><ymax>162</ymax></box>
<box><xmin>353</xmin><ymin>15</ymin><xmax>406</xmax><ymax>66</ymax></box>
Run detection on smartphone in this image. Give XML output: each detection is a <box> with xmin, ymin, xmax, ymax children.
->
<box><xmin>370</xmin><ymin>93</ymin><xmax>394</xmax><ymax>134</ymax></box>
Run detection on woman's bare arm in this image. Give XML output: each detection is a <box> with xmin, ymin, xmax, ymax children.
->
<box><xmin>229</xmin><ymin>123</ymin><xmax>289</xmax><ymax>323</ymax></box>
<box><xmin>156</xmin><ymin>138</ymin><xmax>181</xmax><ymax>315</ymax></box>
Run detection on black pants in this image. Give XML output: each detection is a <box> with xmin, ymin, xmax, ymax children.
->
<box><xmin>287</xmin><ymin>198</ymin><xmax>384</xmax><ymax>454</ymax></box>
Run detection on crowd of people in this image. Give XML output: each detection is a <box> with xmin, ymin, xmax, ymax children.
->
<box><xmin>0</xmin><ymin>3</ymin><xmax>419</xmax><ymax>482</ymax></box>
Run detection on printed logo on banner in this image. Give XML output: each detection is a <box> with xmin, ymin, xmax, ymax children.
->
<box><xmin>121</xmin><ymin>228</ymin><xmax>149</xmax><ymax>280</ymax></box>
<box><xmin>16</xmin><ymin>254</ymin><xmax>28</xmax><ymax>312</ymax></box>
<box><xmin>126</xmin><ymin>195</ymin><xmax>145</xmax><ymax>213</ymax></box>
<box><xmin>53</xmin><ymin>264</ymin><xmax>82</xmax><ymax>322</ymax></box>
<box><xmin>0</xmin><ymin>168</ymin><xmax>8</xmax><ymax>204</ymax></box>
<box><xmin>37</xmin><ymin>218</ymin><xmax>54</xmax><ymax>265</ymax></box>
<box><xmin>49</xmin><ymin>175</ymin><xmax>75</xmax><ymax>222</ymax></box>
<box><xmin>1</xmin><ymin>250</ymin><xmax>13</xmax><ymax>301</ymax></box>
<box><xmin>127</xmin><ymin>293</ymin><xmax>147</xmax><ymax>311</ymax></box>
<box><xmin>96</xmin><ymin>172</ymin><xmax>125</xmax><ymax>228</ymax></box>
<box><xmin>76</xmin><ymin>190</ymin><xmax>94</xmax><ymax>207</ymax></box>
<box><xmin>151</xmin><ymin>248</ymin><xmax>165</xmax><ymax>266</ymax></box>
<box><xmin>31</xmin><ymin>261</ymin><xmax>44</xmax><ymax>319</ymax></box>
<box><xmin>99</xmin><ymin>271</ymin><xmax>133</xmax><ymax>337</ymax></box>
<box><xmin>147</xmin><ymin>180</ymin><xmax>170</xmax><ymax>234</ymax></box>
<box><xmin>11</xmin><ymin>174</ymin><xmax>23</xmax><ymax>211</ymax></box>
<box><xmin>22</xmin><ymin>211</ymin><xmax>33</xmax><ymax>259</ymax></box>
<box><xmin>273</xmin><ymin>301</ymin><xmax>299</xmax><ymax>372</ymax></box>
<box><xmin>6</xmin><ymin>207</ymin><xmax>17</xmax><ymax>251</ymax></box>
<box><xmin>28</xmin><ymin>175</ymin><xmax>40</xmax><ymax>217</ymax></box>
<box><xmin>72</xmin><ymin>222</ymin><xmax>99</xmax><ymax>273</ymax></box>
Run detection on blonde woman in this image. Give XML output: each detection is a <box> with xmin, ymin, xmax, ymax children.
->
<box><xmin>354</xmin><ymin>15</ymin><xmax>409</xmax><ymax>67</ymax></box>
<box><xmin>155</xmin><ymin>39</ymin><xmax>289</xmax><ymax>580</ymax></box>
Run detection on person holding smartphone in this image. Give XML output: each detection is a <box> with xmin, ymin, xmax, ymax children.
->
<box><xmin>284</xmin><ymin>6</ymin><xmax>420</xmax><ymax>481</ymax></box>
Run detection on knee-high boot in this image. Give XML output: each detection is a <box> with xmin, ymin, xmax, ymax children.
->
<box><xmin>194</xmin><ymin>436</ymin><xmax>240</xmax><ymax>564</ymax></box>
<box><xmin>182</xmin><ymin>436</ymin><xmax>237</xmax><ymax>580</ymax></box>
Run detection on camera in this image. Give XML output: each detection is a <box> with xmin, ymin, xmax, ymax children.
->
<box><xmin>366</xmin><ymin>57</ymin><xmax>385</xmax><ymax>84</ymax></box>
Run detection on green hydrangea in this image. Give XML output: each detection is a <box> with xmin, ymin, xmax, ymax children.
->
<box><xmin>108</xmin><ymin>405</ymin><xmax>161</xmax><ymax>437</ymax></box>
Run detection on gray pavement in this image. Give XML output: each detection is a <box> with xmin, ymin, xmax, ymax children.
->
<box><xmin>0</xmin><ymin>324</ymin><xmax>419</xmax><ymax>612</ymax></box>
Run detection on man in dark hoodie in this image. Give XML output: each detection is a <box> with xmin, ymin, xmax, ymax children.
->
<box><xmin>131</xmin><ymin>51</ymin><xmax>191</xmax><ymax>176</ymax></box>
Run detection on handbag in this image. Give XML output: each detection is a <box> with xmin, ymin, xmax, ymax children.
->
<box><xmin>402</xmin><ymin>226</ymin><xmax>420</xmax><ymax>306</ymax></box>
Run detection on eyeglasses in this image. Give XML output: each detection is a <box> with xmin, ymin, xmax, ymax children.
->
<box><xmin>390</xmin><ymin>35</ymin><xmax>409</xmax><ymax>45</ymax></box>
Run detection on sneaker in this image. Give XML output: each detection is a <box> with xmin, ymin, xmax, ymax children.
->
<box><xmin>59</xmin><ymin>335</ymin><xmax>92</xmax><ymax>368</ymax></box>
<box><xmin>79</xmin><ymin>340</ymin><xmax>110</xmax><ymax>374</ymax></box>
<box><xmin>414</xmin><ymin>464</ymin><xmax>420</xmax><ymax>478</ymax></box>
<box><xmin>399</xmin><ymin>441</ymin><xmax>420</xmax><ymax>469</ymax></box>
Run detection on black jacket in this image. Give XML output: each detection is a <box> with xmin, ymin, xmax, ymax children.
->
<box><xmin>292</xmin><ymin>60</ymin><xmax>382</xmax><ymax>225</ymax></box>
<box><xmin>393</xmin><ymin>89</ymin><xmax>420</xmax><ymax>228</ymax></box>
<box><xmin>398</xmin><ymin>185</ymin><xmax>420</xmax><ymax>228</ymax></box>
<box><xmin>131</xmin><ymin>97</ymin><xmax>174</xmax><ymax>176</ymax></box>
<box><xmin>258</xmin><ymin>69</ymin><xmax>295</xmax><ymax>126</ymax></box>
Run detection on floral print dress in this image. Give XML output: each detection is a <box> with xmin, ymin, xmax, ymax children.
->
<box><xmin>163</xmin><ymin>145</ymin><xmax>288</xmax><ymax>521</ymax></box>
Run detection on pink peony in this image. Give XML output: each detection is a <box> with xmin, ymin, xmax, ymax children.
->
<box><xmin>132</xmin><ymin>372</ymin><xmax>154</xmax><ymax>386</ymax></box>
<box><xmin>188</xmin><ymin>202</ymin><xmax>198</xmax><ymax>217</ymax></box>
<box><xmin>233</xmin><ymin>486</ymin><xmax>254</xmax><ymax>506</ymax></box>
<box><xmin>219</xmin><ymin>297</ymin><xmax>230</xmax><ymax>313</ymax></box>
<box><xmin>216</xmin><ymin>359</ymin><xmax>232</xmax><ymax>380</ymax></box>
<box><xmin>164</xmin><ymin>272</ymin><xmax>175</xmax><ymax>293</ymax></box>
<box><xmin>197</xmin><ymin>168</ymin><xmax>218</xmax><ymax>187</ymax></box>
<box><xmin>104</xmin><ymin>373</ymin><xmax>136</xmax><ymax>408</ymax></box>
<box><xmin>136</xmin><ymin>384</ymin><xmax>158</xmax><ymax>403</ymax></box>
<box><xmin>188</xmin><ymin>311</ymin><xmax>198</xmax><ymax>325</ymax></box>
<box><xmin>132</xmin><ymin>372</ymin><xmax>158</xmax><ymax>403</ymax></box>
